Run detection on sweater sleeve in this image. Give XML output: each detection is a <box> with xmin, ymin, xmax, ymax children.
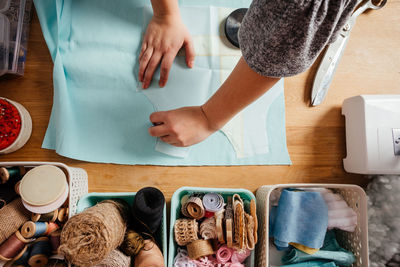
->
<box><xmin>238</xmin><ymin>0</ymin><xmax>358</xmax><ymax>77</ymax></box>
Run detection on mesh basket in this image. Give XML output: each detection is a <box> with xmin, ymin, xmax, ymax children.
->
<box><xmin>0</xmin><ymin>161</ymin><xmax>88</xmax><ymax>217</ymax></box>
<box><xmin>255</xmin><ymin>184</ymin><xmax>369</xmax><ymax>267</ymax></box>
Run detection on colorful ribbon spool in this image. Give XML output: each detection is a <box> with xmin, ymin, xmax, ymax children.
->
<box><xmin>0</xmin><ymin>231</ymin><xmax>29</xmax><ymax>261</ymax></box>
<box><xmin>28</xmin><ymin>236</ymin><xmax>51</xmax><ymax>267</ymax></box>
<box><xmin>202</xmin><ymin>193</ymin><xmax>224</xmax><ymax>212</ymax></box>
<box><xmin>216</xmin><ymin>245</ymin><xmax>233</xmax><ymax>264</ymax></box>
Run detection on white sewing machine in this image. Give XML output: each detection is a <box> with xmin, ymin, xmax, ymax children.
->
<box><xmin>342</xmin><ymin>95</ymin><xmax>400</xmax><ymax>174</ymax></box>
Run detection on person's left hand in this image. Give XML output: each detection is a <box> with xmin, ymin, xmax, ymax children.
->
<box><xmin>148</xmin><ymin>106</ymin><xmax>216</xmax><ymax>147</ymax></box>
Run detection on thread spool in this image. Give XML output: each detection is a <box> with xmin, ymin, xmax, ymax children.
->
<box><xmin>14</xmin><ymin>181</ymin><xmax>21</xmax><ymax>195</ymax></box>
<box><xmin>186</xmin><ymin>239</ymin><xmax>214</xmax><ymax>260</ymax></box>
<box><xmin>21</xmin><ymin>222</ymin><xmax>48</xmax><ymax>238</ymax></box>
<box><xmin>0</xmin><ymin>198</ymin><xmax>30</xmax><ymax>244</ymax></box>
<box><xmin>45</xmin><ymin>222</ymin><xmax>60</xmax><ymax>235</ymax></box>
<box><xmin>32</xmin><ymin>209</ymin><xmax>58</xmax><ymax>222</ymax></box>
<box><xmin>28</xmin><ymin>236</ymin><xmax>51</xmax><ymax>267</ymax></box>
<box><xmin>0</xmin><ymin>166</ymin><xmax>25</xmax><ymax>185</ymax></box>
<box><xmin>132</xmin><ymin>187</ymin><xmax>165</xmax><ymax>234</ymax></box>
<box><xmin>185</xmin><ymin>197</ymin><xmax>205</xmax><ymax>220</ymax></box>
<box><xmin>202</xmin><ymin>193</ymin><xmax>224</xmax><ymax>212</ymax></box>
<box><xmin>49</xmin><ymin>230</ymin><xmax>61</xmax><ymax>254</ymax></box>
<box><xmin>57</xmin><ymin>207</ymin><xmax>68</xmax><ymax>223</ymax></box>
<box><xmin>0</xmin><ymin>231</ymin><xmax>29</xmax><ymax>261</ymax></box>
<box><xmin>13</xmin><ymin>244</ymin><xmax>30</xmax><ymax>265</ymax></box>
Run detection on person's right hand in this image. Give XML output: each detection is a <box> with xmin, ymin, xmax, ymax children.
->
<box><xmin>139</xmin><ymin>15</ymin><xmax>195</xmax><ymax>89</ymax></box>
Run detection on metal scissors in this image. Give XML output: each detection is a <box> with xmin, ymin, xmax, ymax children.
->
<box><xmin>311</xmin><ymin>0</ymin><xmax>387</xmax><ymax>106</ymax></box>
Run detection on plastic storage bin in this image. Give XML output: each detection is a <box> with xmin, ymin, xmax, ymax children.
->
<box><xmin>256</xmin><ymin>184</ymin><xmax>368</xmax><ymax>267</ymax></box>
<box><xmin>0</xmin><ymin>0</ymin><xmax>32</xmax><ymax>76</ymax></box>
<box><xmin>0</xmin><ymin>161</ymin><xmax>89</xmax><ymax>217</ymax></box>
<box><xmin>76</xmin><ymin>192</ymin><xmax>168</xmax><ymax>267</ymax></box>
<box><xmin>169</xmin><ymin>186</ymin><xmax>256</xmax><ymax>267</ymax></box>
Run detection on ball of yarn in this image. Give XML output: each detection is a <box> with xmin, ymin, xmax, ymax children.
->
<box><xmin>93</xmin><ymin>249</ymin><xmax>131</xmax><ymax>267</ymax></box>
<box><xmin>120</xmin><ymin>229</ymin><xmax>145</xmax><ymax>256</ymax></box>
<box><xmin>59</xmin><ymin>200</ymin><xmax>128</xmax><ymax>266</ymax></box>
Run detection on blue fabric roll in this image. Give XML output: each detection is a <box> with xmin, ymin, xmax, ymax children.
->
<box><xmin>271</xmin><ymin>189</ymin><xmax>328</xmax><ymax>249</ymax></box>
<box><xmin>282</xmin><ymin>231</ymin><xmax>355</xmax><ymax>266</ymax></box>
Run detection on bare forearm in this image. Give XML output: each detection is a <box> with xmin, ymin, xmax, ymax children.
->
<box><xmin>202</xmin><ymin>57</ymin><xmax>280</xmax><ymax>130</ymax></box>
<box><xmin>150</xmin><ymin>0</ymin><xmax>180</xmax><ymax>18</ymax></box>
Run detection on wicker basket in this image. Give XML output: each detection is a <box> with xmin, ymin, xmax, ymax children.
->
<box><xmin>255</xmin><ymin>184</ymin><xmax>369</xmax><ymax>267</ymax></box>
<box><xmin>0</xmin><ymin>162</ymin><xmax>88</xmax><ymax>217</ymax></box>
<box><xmin>169</xmin><ymin>187</ymin><xmax>256</xmax><ymax>267</ymax></box>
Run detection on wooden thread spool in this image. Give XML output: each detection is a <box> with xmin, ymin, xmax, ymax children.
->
<box><xmin>0</xmin><ymin>166</ymin><xmax>25</xmax><ymax>185</ymax></box>
<box><xmin>13</xmin><ymin>244</ymin><xmax>30</xmax><ymax>265</ymax></box>
<box><xmin>49</xmin><ymin>230</ymin><xmax>61</xmax><ymax>254</ymax></box>
<box><xmin>187</xmin><ymin>239</ymin><xmax>214</xmax><ymax>260</ymax></box>
<box><xmin>57</xmin><ymin>207</ymin><xmax>68</xmax><ymax>223</ymax></box>
<box><xmin>28</xmin><ymin>236</ymin><xmax>51</xmax><ymax>267</ymax></box>
<box><xmin>32</xmin><ymin>209</ymin><xmax>58</xmax><ymax>222</ymax></box>
<box><xmin>14</xmin><ymin>181</ymin><xmax>21</xmax><ymax>195</ymax></box>
<box><xmin>21</xmin><ymin>222</ymin><xmax>48</xmax><ymax>239</ymax></box>
<box><xmin>0</xmin><ymin>231</ymin><xmax>29</xmax><ymax>261</ymax></box>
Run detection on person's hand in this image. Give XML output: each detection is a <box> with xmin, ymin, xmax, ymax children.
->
<box><xmin>148</xmin><ymin>106</ymin><xmax>217</xmax><ymax>147</ymax></box>
<box><xmin>139</xmin><ymin>15</ymin><xmax>195</xmax><ymax>89</ymax></box>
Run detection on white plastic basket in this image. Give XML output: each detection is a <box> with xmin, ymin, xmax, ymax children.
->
<box><xmin>0</xmin><ymin>161</ymin><xmax>88</xmax><ymax>217</ymax></box>
<box><xmin>255</xmin><ymin>184</ymin><xmax>369</xmax><ymax>267</ymax></box>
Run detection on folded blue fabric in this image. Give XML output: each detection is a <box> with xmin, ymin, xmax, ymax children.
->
<box><xmin>271</xmin><ymin>189</ymin><xmax>328</xmax><ymax>249</ymax></box>
<box><xmin>282</xmin><ymin>231</ymin><xmax>356</xmax><ymax>266</ymax></box>
<box><xmin>281</xmin><ymin>261</ymin><xmax>338</xmax><ymax>267</ymax></box>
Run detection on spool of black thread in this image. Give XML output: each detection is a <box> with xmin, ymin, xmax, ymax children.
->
<box><xmin>132</xmin><ymin>187</ymin><xmax>165</xmax><ymax>234</ymax></box>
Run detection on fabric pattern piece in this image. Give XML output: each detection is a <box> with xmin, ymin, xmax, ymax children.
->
<box><xmin>238</xmin><ymin>0</ymin><xmax>358</xmax><ymax>77</ymax></box>
<box><xmin>34</xmin><ymin>0</ymin><xmax>291</xmax><ymax>165</ymax></box>
<box><xmin>270</xmin><ymin>190</ymin><xmax>328</xmax><ymax>250</ymax></box>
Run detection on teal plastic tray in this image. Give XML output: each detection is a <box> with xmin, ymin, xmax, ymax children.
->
<box><xmin>168</xmin><ymin>187</ymin><xmax>256</xmax><ymax>267</ymax></box>
<box><xmin>77</xmin><ymin>192</ymin><xmax>167</xmax><ymax>266</ymax></box>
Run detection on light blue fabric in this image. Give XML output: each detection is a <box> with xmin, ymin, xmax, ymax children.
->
<box><xmin>271</xmin><ymin>190</ymin><xmax>329</xmax><ymax>249</ymax></box>
<box><xmin>281</xmin><ymin>261</ymin><xmax>338</xmax><ymax>267</ymax></box>
<box><xmin>282</xmin><ymin>231</ymin><xmax>356</xmax><ymax>266</ymax></box>
<box><xmin>33</xmin><ymin>0</ymin><xmax>292</xmax><ymax>165</ymax></box>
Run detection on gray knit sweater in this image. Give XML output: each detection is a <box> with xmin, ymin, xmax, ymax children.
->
<box><xmin>238</xmin><ymin>0</ymin><xmax>358</xmax><ymax>77</ymax></box>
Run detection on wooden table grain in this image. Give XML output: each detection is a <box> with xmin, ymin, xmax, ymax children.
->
<box><xmin>1</xmin><ymin>2</ymin><xmax>399</xmax><ymax>201</ymax></box>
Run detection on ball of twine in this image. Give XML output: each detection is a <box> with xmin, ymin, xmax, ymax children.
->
<box><xmin>93</xmin><ymin>249</ymin><xmax>131</xmax><ymax>267</ymax></box>
<box><xmin>59</xmin><ymin>200</ymin><xmax>128</xmax><ymax>266</ymax></box>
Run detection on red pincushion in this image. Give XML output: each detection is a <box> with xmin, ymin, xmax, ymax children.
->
<box><xmin>0</xmin><ymin>99</ymin><xmax>22</xmax><ymax>150</ymax></box>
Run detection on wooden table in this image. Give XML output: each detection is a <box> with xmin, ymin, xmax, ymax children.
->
<box><xmin>1</xmin><ymin>3</ymin><xmax>399</xmax><ymax>201</ymax></box>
